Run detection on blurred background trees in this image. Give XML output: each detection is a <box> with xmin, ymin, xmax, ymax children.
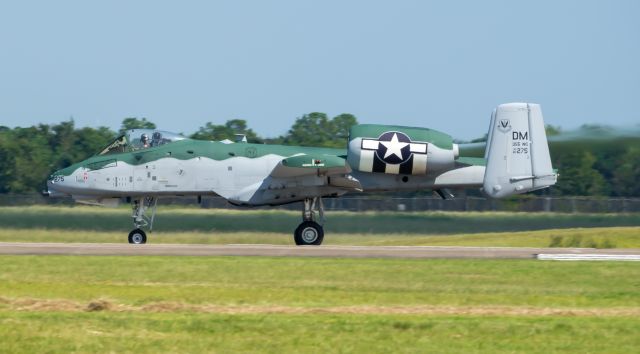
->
<box><xmin>0</xmin><ymin>116</ymin><xmax>637</xmax><ymax>197</ymax></box>
<box><xmin>120</xmin><ymin>117</ymin><xmax>156</xmax><ymax>132</ymax></box>
<box><xmin>280</xmin><ymin>113</ymin><xmax>357</xmax><ymax>148</ymax></box>
<box><xmin>190</xmin><ymin>119</ymin><xmax>261</xmax><ymax>143</ymax></box>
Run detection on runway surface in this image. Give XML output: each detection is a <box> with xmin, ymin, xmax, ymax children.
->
<box><xmin>1</xmin><ymin>242</ymin><xmax>640</xmax><ymax>259</ymax></box>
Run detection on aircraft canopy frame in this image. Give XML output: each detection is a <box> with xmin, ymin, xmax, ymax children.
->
<box><xmin>98</xmin><ymin>129</ymin><xmax>186</xmax><ymax>156</ymax></box>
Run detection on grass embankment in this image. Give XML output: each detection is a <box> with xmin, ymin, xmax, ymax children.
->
<box><xmin>0</xmin><ymin>206</ymin><xmax>638</xmax><ymax>234</ymax></box>
<box><xmin>2</xmin><ymin>313</ymin><xmax>638</xmax><ymax>353</ymax></box>
<box><xmin>2</xmin><ymin>256</ymin><xmax>639</xmax><ymax>308</ymax></box>
<box><xmin>0</xmin><ymin>205</ymin><xmax>637</xmax><ymax>247</ymax></box>
<box><xmin>1</xmin><ymin>227</ymin><xmax>639</xmax><ymax>248</ymax></box>
<box><xmin>0</xmin><ymin>256</ymin><xmax>639</xmax><ymax>353</ymax></box>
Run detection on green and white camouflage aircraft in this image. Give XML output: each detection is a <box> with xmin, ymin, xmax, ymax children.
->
<box><xmin>45</xmin><ymin>103</ymin><xmax>557</xmax><ymax>245</ymax></box>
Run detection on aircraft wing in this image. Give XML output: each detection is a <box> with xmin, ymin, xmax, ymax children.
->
<box><xmin>269</xmin><ymin>154</ymin><xmax>362</xmax><ymax>191</ymax></box>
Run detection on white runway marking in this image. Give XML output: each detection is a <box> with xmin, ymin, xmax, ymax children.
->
<box><xmin>537</xmin><ymin>254</ymin><xmax>640</xmax><ymax>261</ymax></box>
<box><xmin>0</xmin><ymin>242</ymin><xmax>639</xmax><ymax>259</ymax></box>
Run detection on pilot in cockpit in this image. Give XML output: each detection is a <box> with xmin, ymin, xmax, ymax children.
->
<box><xmin>151</xmin><ymin>132</ymin><xmax>163</xmax><ymax>147</ymax></box>
<box><xmin>140</xmin><ymin>133</ymin><xmax>150</xmax><ymax>148</ymax></box>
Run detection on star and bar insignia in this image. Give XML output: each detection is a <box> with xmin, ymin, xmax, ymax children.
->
<box><xmin>360</xmin><ymin>131</ymin><xmax>428</xmax><ymax>174</ymax></box>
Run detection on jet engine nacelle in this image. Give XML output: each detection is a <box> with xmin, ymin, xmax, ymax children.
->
<box><xmin>347</xmin><ymin>124</ymin><xmax>459</xmax><ymax>175</ymax></box>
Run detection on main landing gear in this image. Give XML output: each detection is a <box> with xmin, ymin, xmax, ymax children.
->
<box><xmin>128</xmin><ymin>197</ymin><xmax>157</xmax><ymax>244</ymax></box>
<box><xmin>294</xmin><ymin>197</ymin><xmax>325</xmax><ymax>246</ymax></box>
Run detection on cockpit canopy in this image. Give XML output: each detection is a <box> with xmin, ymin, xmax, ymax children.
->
<box><xmin>98</xmin><ymin>129</ymin><xmax>186</xmax><ymax>156</ymax></box>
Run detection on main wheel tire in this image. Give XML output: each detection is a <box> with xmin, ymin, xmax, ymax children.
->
<box><xmin>294</xmin><ymin>221</ymin><xmax>324</xmax><ymax>246</ymax></box>
<box><xmin>128</xmin><ymin>229</ymin><xmax>147</xmax><ymax>244</ymax></box>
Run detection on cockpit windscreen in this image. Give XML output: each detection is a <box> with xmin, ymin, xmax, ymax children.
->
<box><xmin>98</xmin><ymin>130</ymin><xmax>186</xmax><ymax>156</ymax></box>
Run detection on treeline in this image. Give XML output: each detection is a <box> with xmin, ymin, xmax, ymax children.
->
<box><xmin>0</xmin><ymin>115</ymin><xmax>638</xmax><ymax>197</ymax></box>
<box><xmin>545</xmin><ymin>126</ymin><xmax>640</xmax><ymax>197</ymax></box>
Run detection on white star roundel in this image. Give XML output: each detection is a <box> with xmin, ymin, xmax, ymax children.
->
<box><xmin>375</xmin><ymin>131</ymin><xmax>412</xmax><ymax>164</ymax></box>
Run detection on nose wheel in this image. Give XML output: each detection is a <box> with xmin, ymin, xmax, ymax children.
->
<box><xmin>128</xmin><ymin>229</ymin><xmax>147</xmax><ymax>244</ymax></box>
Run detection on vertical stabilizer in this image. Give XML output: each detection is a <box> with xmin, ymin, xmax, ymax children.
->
<box><xmin>483</xmin><ymin>103</ymin><xmax>557</xmax><ymax>198</ymax></box>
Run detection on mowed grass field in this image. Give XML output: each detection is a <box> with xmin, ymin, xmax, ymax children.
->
<box><xmin>0</xmin><ymin>205</ymin><xmax>638</xmax><ymax>247</ymax></box>
<box><xmin>1</xmin><ymin>206</ymin><xmax>639</xmax><ymax>352</ymax></box>
<box><xmin>1</xmin><ymin>227</ymin><xmax>640</xmax><ymax>248</ymax></box>
<box><xmin>1</xmin><ymin>205</ymin><xmax>639</xmax><ymax>234</ymax></box>
<box><xmin>1</xmin><ymin>256</ymin><xmax>639</xmax><ymax>353</ymax></box>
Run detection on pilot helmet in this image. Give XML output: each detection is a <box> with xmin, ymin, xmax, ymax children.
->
<box><xmin>140</xmin><ymin>133</ymin><xmax>149</xmax><ymax>143</ymax></box>
<box><xmin>152</xmin><ymin>132</ymin><xmax>162</xmax><ymax>141</ymax></box>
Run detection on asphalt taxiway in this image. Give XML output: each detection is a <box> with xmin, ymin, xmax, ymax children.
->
<box><xmin>1</xmin><ymin>242</ymin><xmax>639</xmax><ymax>259</ymax></box>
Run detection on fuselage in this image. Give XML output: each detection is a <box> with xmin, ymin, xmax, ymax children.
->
<box><xmin>47</xmin><ymin>138</ymin><xmax>484</xmax><ymax>206</ymax></box>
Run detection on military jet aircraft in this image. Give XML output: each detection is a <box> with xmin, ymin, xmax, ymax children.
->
<box><xmin>44</xmin><ymin>102</ymin><xmax>557</xmax><ymax>245</ymax></box>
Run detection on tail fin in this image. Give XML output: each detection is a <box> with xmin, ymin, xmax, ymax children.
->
<box><xmin>483</xmin><ymin>103</ymin><xmax>557</xmax><ymax>198</ymax></box>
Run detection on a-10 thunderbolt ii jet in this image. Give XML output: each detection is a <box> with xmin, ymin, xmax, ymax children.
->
<box><xmin>45</xmin><ymin>103</ymin><xmax>557</xmax><ymax>245</ymax></box>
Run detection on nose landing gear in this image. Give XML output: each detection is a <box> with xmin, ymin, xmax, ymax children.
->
<box><xmin>128</xmin><ymin>197</ymin><xmax>157</xmax><ymax>244</ymax></box>
<box><xmin>294</xmin><ymin>197</ymin><xmax>325</xmax><ymax>246</ymax></box>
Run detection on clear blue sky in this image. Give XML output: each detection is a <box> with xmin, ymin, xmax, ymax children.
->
<box><xmin>1</xmin><ymin>0</ymin><xmax>638</xmax><ymax>140</ymax></box>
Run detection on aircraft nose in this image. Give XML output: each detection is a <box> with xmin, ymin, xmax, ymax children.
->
<box><xmin>43</xmin><ymin>180</ymin><xmax>54</xmax><ymax>197</ymax></box>
<box><xmin>44</xmin><ymin>171</ymin><xmax>68</xmax><ymax>197</ymax></box>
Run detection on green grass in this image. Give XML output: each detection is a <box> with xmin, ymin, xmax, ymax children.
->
<box><xmin>0</xmin><ymin>206</ymin><xmax>638</xmax><ymax>352</ymax></box>
<box><xmin>0</xmin><ymin>227</ymin><xmax>638</xmax><ymax>248</ymax></box>
<box><xmin>0</xmin><ymin>206</ymin><xmax>638</xmax><ymax>234</ymax></box>
<box><xmin>1</xmin><ymin>256</ymin><xmax>639</xmax><ymax>308</ymax></box>
<box><xmin>1</xmin><ymin>312</ymin><xmax>639</xmax><ymax>353</ymax></box>
<box><xmin>0</xmin><ymin>256</ymin><xmax>639</xmax><ymax>353</ymax></box>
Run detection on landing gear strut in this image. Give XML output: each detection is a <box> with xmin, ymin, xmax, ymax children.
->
<box><xmin>294</xmin><ymin>197</ymin><xmax>325</xmax><ymax>246</ymax></box>
<box><xmin>128</xmin><ymin>197</ymin><xmax>157</xmax><ymax>244</ymax></box>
